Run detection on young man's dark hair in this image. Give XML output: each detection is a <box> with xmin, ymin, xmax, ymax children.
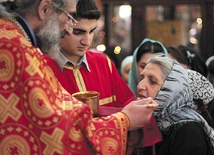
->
<box><xmin>74</xmin><ymin>0</ymin><xmax>101</xmax><ymax>20</ymax></box>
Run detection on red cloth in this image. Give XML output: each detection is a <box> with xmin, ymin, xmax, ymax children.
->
<box><xmin>0</xmin><ymin>18</ymin><xmax>130</xmax><ymax>155</ymax></box>
<box><xmin>142</xmin><ymin>115</ymin><xmax>162</xmax><ymax>146</ymax></box>
<box><xmin>126</xmin><ymin>115</ymin><xmax>162</xmax><ymax>154</ymax></box>
<box><xmin>98</xmin><ymin>106</ymin><xmax>123</xmax><ymax>116</ymax></box>
<box><xmin>45</xmin><ymin>51</ymin><xmax>135</xmax><ymax>108</ymax></box>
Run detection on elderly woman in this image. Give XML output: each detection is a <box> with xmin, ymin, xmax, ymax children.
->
<box><xmin>137</xmin><ymin>56</ymin><xmax>214</xmax><ymax>155</ymax></box>
<box><xmin>127</xmin><ymin>38</ymin><xmax>168</xmax><ymax>154</ymax></box>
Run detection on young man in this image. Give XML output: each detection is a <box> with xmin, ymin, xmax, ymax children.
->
<box><xmin>0</xmin><ymin>0</ymin><xmax>157</xmax><ymax>154</ymax></box>
<box><xmin>46</xmin><ymin>0</ymin><xmax>135</xmax><ymax>116</ymax></box>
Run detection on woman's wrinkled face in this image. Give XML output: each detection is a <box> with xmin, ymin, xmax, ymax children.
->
<box><xmin>137</xmin><ymin>63</ymin><xmax>164</xmax><ymax>99</ymax></box>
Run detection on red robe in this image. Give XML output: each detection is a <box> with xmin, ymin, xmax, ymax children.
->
<box><xmin>45</xmin><ymin>51</ymin><xmax>135</xmax><ymax>115</ymax></box>
<box><xmin>0</xmin><ymin>17</ymin><xmax>130</xmax><ymax>155</ymax></box>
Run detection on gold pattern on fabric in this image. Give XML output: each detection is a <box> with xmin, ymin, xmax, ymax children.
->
<box><xmin>29</xmin><ymin>87</ymin><xmax>55</xmax><ymax>118</ymax></box>
<box><xmin>1</xmin><ymin>28</ymin><xmax>31</xmax><ymax>47</ymax></box>
<box><xmin>43</xmin><ymin>66</ymin><xmax>58</xmax><ymax>94</ymax></box>
<box><xmin>73</xmin><ymin>67</ymin><xmax>87</xmax><ymax>92</ymax></box>
<box><xmin>68</xmin><ymin>126</ymin><xmax>84</xmax><ymax>142</ymax></box>
<box><xmin>40</xmin><ymin>128</ymin><xmax>64</xmax><ymax>155</ymax></box>
<box><xmin>1</xmin><ymin>29</ymin><xmax>19</xmax><ymax>40</ymax></box>
<box><xmin>106</xmin><ymin>57</ymin><xmax>112</xmax><ymax>73</ymax></box>
<box><xmin>99</xmin><ymin>95</ymin><xmax>116</xmax><ymax>105</ymax></box>
<box><xmin>91</xmin><ymin>123</ymin><xmax>123</xmax><ymax>154</ymax></box>
<box><xmin>84</xmin><ymin>116</ymin><xmax>96</xmax><ymax>138</ymax></box>
<box><xmin>1</xmin><ymin>135</ymin><xmax>31</xmax><ymax>155</ymax></box>
<box><xmin>112</xmin><ymin>112</ymin><xmax>130</xmax><ymax>155</ymax></box>
<box><xmin>56</xmin><ymin>88</ymin><xmax>84</xmax><ymax>111</ymax></box>
<box><xmin>0</xmin><ymin>44</ymin><xmax>22</xmax><ymax>91</ymax></box>
<box><xmin>0</xmin><ymin>93</ymin><xmax>22</xmax><ymax>124</ymax></box>
<box><xmin>50</xmin><ymin>82</ymin><xmax>74</xmax><ymax>111</ymax></box>
<box><xmin>25</xmin><ymin>53</ymin><xmax>43</xmax><ymax>77</ymax></box>
<box><xmin>68</xmin><ymin>103</ymin><xmax>96</xmax><ymax>137</ymax></box>
<box><xmin>61</xmin><ymin>101</ymin><xmax>74</xmax><ymax>110</ymax></box>
<box><xmin>101</xmin><ymin>137</ymin><xmax>119</xmax><ymax>155</ymax></box>
<box><xmin>0</xmin><ymin>124</ymin><xmax>41</xmax><ymax>154</ymax></box>
<box><xmin>22</xmin><ymin>79</ymin><xmax>64</xmax><ymax>128</ymax></box>
<box><xmin>71</xmin><ymin>97</ymin><xmax>86</xmax><ymax>109</ymax></box>
<box><xmin>0</xmin><ymin>49</ymin><xmax>15</xmax><ymax>82</ymax></box>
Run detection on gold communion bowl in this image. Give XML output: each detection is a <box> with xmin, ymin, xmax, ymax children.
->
<box><xmin>72</xmin><ymin>91</ymin><xmax>100</xmax><ymax>116</ymax></box>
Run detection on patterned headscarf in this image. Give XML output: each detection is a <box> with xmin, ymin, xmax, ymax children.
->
<box><xmin>128</xmin><ymin>38</ymin><xmax>168</xmax><ymax>96</ymax></box>
<box><xmin>153</xmin><ymin>58</ymin><xmax>214</xmax><ymax>149</ymax></box>
<box><xmin>187</xmin><ymin>69</ymin><xmax>214</xmax><ymax>105</ymax></box>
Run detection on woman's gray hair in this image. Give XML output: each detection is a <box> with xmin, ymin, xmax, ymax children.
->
<box><xmin>147</xmin><ymin>55</ymin><xmax>174</xmax><ymax>81</ymax></box>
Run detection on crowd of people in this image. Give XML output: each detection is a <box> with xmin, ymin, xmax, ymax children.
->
<box><xmin>1</xmin><ymin>0</ymin><xmax>214</xmax><ymax>155</ymax></box>
<box><xmin>137</xmin><ymin>56</ymin><xmax>214</xmax><ymax>155</ymax></box>
<box><xmin>122</xmin><ymin>37</ymin><xmax>214</xmax><ymax>154</ymax></box>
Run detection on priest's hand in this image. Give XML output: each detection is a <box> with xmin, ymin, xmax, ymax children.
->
<box><xmin>121</xmin><ymin>97</ymin><xmax>158</xmax><ymax>131</ymax></box>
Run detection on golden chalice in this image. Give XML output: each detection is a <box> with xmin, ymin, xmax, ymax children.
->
<box><xmin>72</xmin><ymin>91</ymin><xmax>100</xmax><ymax>116</ymax></box>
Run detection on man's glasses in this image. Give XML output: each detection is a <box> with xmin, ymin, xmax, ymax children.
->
<box><xmin>52</xmin><ymin>1</ymin><xmax>78</xmax><ymax>28</ymax></box>
<box><xmin>59</xmin><ymin>6</ymin><xmax>78</xmax><ymax>27</ymax></box>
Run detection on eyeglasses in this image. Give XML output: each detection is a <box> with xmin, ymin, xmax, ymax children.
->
<box><xmin>59</xmin><ymin>6</ymin><xmax>78</xmax><ymax>27</ymax></box>
<box><xmin>52</xmin><ymin>1</ymin><xmax>78</xmax><ymax>27</ymax></box>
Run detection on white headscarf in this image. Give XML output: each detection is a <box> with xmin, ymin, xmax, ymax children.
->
<box><xmin>120</xmin><ymin>55</ymin><xmax>133</xmax><ymax>74</ymax></box>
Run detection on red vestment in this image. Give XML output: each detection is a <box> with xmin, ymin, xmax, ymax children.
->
<box><xmin>0</xmin><ymin>17</ymin><xmax>130</xmax><ymax>155</ymax></box>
